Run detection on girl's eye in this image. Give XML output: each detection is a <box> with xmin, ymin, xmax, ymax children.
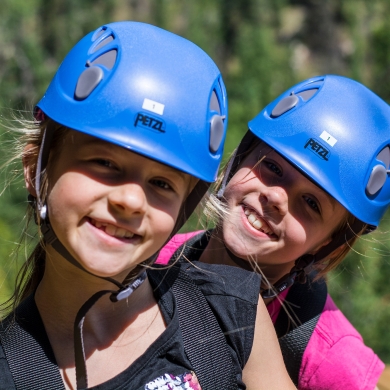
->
<box><xmin>151</xmin><ymin>179</ymin><xmax>172</xmax><ymax>191</ymax></box>
<box><xmin>263</xmin><ymin>160</ymin><xmax>282</xmax><ymax>177</ymax></box>
<box><xmin>303</xmin><ymin>195</ymin><xmax>320</xmax><ymax>213</ymax></box>
<box><xmin>94</xmin><ymin>159</ymin><xmax>115</xmax><ymax>168</ymax></box>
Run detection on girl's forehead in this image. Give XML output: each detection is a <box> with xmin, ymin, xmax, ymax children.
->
<box><xmin>246</xmin><ymin>142</ymin><xmax>345</xmax><ymax>211</ymax></box>
<box><xmin>62</xmin><ymin>130</ymin><xmax>192</xmax><ymax>180</ymax></box>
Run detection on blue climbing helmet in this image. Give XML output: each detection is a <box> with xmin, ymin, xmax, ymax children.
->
<box><xmin>246</xmin><ymin>75</ymin><xmax>390</xmax><ymax>228</ymax></box>
<box><xmin>31</xmin><ymin>20</ymin><xmax>228</xmax><ymax>295</ymax></box>
<box><xmin>36</xmin><ymin>21</ymin><xmax>227</xmax><ymax>184</ymax></box>
<box><xmin>34</xmin><ymin>20</ymin><xmax>227</xmax><ymax>237</ymax></box>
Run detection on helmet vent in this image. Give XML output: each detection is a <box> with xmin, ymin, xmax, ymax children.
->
<box><xmin>209</xmin><ymin>114</ymin><xmax>224</xmax><ymax>153</ymax></box>
<box><xmin>366</xmin><ymin>147</ymin><xmax>390</xmax><ymax>195</ymax></box>
<box><xmin>74</xmin><ymin>66</ymin><xmax>103</xmax><ymax>100</ymax></box>
<box><xmin>92</xmin><ymin>27</ymin><xmax>107</xmax><ymax>41</ymax></box>
<box><xmin>271</xmin><ymin>94</ymin><xmax>299</xmax><ymax>118</ymax></box>
<box><xmin>209</xmin><ymin>88</ymin><xmax>225</xmax><ymax>153</ymax></box>
<box><xmin>92</xmin><ymin>35</ymin><xmax>114</xmax><ymax>53</ymax></box>
<box><xmin>74</xmin><ymin>28</ymin><xmax>117</xmax><ymax>100</ymax></box>
<box><xmin>91</xmin><ymin>49</ymin><xmax>117</xmax><ymax>69</ymax></box>
<box><xmin>297</xmin><ymin>88</ymin><xmax>318</xmax><ymax>101</ymax></box>
<box><xmin>209</xmin><ymin>90</ymin><xmax>221</xmax><ymax>114</ymax></box>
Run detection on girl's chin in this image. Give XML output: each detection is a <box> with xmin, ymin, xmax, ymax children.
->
<box><xmin>74</xmin><ymin>257</ymin><xmax>137</xmax><ymax>280</ymax></box>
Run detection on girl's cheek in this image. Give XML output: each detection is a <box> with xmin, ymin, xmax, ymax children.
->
<box><xmin>284</xmin><ymin>220</ymin><xmax>308</xmax><ymax>245</ymax></box>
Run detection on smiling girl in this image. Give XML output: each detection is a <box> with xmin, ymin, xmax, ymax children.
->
<box><xmin>157</xmin><ymin>75</ymin><xmax>390</xmax><ymax>389</ymax></box>
<box><xmin>0</xmin><ymin>21</ymin><xmax>295</xmax><ymax>390</ymax></box>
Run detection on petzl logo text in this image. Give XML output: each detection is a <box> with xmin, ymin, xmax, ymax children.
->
<box><xmin>134</xmin><ymin>112</ymin><xmax>166</xmax><ymax>133</ymax></box>
<box><xmin>304</xmin><ymin>138</ymin><xmax>330</xmax><ymax>161</ymax></box>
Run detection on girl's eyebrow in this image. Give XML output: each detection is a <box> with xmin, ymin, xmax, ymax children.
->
<box><xmin>78</xmin><ymin>135</ymin><xmax>188</xmax><ymax>180</ymax></box>
<box><xmin>75</xmin><ymin>136</ymin><xmax>116</xmax><ymax>150</ymax></box>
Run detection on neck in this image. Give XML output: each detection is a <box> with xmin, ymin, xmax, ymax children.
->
<box><xmin>199</xmin><ymin>228</ymin><xmax>296</xmax><ymax>299</ymax></box>
<box><xmin>34</xmin><ymin>247</ymin><xmax>157</xmax><ymax>367</ymax></box>
<box><xmin>199</xmin><ymin>228</ymin><xmax>237</xmax><ymax>267</ymax></box>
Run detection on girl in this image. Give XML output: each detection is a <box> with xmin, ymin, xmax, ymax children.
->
<box><xmin>157</xmin><ymin>75</ymin><xmax>390</xmax><ymax>389</ymax></box>
<box><xmin>0</xmin><ymin>22</ymin><xmax>295</xmax><ymax>390</ymax></box>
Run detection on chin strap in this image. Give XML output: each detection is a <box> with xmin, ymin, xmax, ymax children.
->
<box><xmin>217</xmin><ymin>131</ymin><xmax>255</xmax><ymax>199</ymax></box>
<box><xmin>261</xmin><ymin>254</ymin><xmax>315</xmax><ymax>299</ymax></box>
<box><xmin>73</xmin><ymin>272</ymin><xmax>147</xmax><ymax>390</ymax></box>
<box><xmin>261</xmin><ymin>218</ymin><xmax>370</xmax><ymax>299</ymax></box>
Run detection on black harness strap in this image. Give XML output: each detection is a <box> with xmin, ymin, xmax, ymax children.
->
<box><xmin>0</xmin><ymin>263</ymin><xmax>237</xmax><ymax>390</ymax></box>
<box><xmin>149</xmin><ymin>262</ymin><xmax>237</xmax><ymax>390</ymax></box>
<box><xmin>274</xmin><ymin>274</ymin><xmax>328</xmax><ymax>386</ymax></box>
<box><xmin>0</xmin><ymin>295</ymin><xmax>64</xmax><ymax>390</ymax></box>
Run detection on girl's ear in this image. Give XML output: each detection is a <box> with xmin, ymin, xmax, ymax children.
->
<box><xmin>23</xmin><ymin>144</ymin><xmax>37</xmax><ymax>197</ymax></box>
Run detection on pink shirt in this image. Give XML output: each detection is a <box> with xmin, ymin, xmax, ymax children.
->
<box><xmin>157</xmin><ymin>232</ymin><xmax>385</xmax><ymax>390</ymax></box>
<box><xmin>268</xmin><ymin>289</ymin><xmax>384</xmax><ymax>389</ymax></box>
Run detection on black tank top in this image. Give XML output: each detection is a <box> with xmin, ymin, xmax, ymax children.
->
<box><xmin>0</xmin><ymin>260</ymin><xmax>260</xmax><ymax>389</ymax></box>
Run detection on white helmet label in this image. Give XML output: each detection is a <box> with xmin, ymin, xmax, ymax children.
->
<box><xmin>320</xmin><ymin>130</ymin><xmax>338</xmax><ymax>147</ymax></box>
<box><xmin>142</xmin><ymin>98</ymin><xmax>165</xmax><ymax>115</ymax></box>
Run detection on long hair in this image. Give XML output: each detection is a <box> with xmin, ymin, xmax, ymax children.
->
<box><xmin>0</xmin><ymin>117</ymin><xmax>68</xmax><ymax>316</ymax></box>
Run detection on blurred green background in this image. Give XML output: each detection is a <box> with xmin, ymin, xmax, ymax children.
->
<box><xmin>0</xmin><ymin>0</ymin><xmax>389</xmax><ymax>363</ymax></box>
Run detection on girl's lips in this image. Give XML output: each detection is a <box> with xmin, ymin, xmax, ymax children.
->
<box><xmin>88</xmin><ymin>218</ymin><xmax>138</xmax><ymax>240</ymax></box>
<box><xmin>243</xmin><ymin>206</ymin><xmax>278</xmax><ymax>238</ymax></box>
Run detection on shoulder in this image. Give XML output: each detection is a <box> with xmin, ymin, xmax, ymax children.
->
<box><xmin>181</xmin><ymin>260</ymin><xmax>261</xmax><ymax>303</ymax></box>
<box><xmin>299</xmin><ymin>294</ymin><xmax>385</xmax><ymax>390</ymax></box>
<box><xmin>181</xmin><ymin>261</ymin><xmax>261</xmax><ymax>368</ymax></box>
<box><xmin>150</xmin><ymin>260</ymin><xmax>261</xmax><ymax>315</ymax></box>
<box><xmin>149</xmin><ymin>261</ymin><xmax>261</xmax><ymax>370</ymax></box>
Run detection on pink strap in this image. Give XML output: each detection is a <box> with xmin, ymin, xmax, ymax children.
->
<box><xmin>156</xmin><ymin>231</ymin><xmax>204</xmax><ymax>265</ymax></box>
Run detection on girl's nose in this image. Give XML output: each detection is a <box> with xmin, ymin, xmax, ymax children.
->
<box><xmin>108</xmin><ymin>183</ymin><xmax>147</xmax><ymax>215</ymax></box>
<box><xmin>260</xmin><ymin>185</ymin><xmax>288</xmax><ymax>216</ymax></box>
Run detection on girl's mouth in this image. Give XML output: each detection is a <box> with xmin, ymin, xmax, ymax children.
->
<box><xmin>89</xmin><ymin>219</ymin><xmax>135</xmax><ymax>239</ymax></box>
<box><xmin>243</xmin><ymin>206</ymin><xmax>277</xmax><ymax>237</ymax></box>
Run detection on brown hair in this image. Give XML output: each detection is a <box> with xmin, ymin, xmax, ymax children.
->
<box><xmin>0</xmin><ymin>118</ymin><xmax>69</xmax><ymax>316</ymax></box>
<box><xmin>313</xmin><ymin>214</ymin><xmax>367</xmax><ymax>278</ymax></box>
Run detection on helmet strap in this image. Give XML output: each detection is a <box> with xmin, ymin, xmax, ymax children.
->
<box><xmin>73</xmin><ymin>272</ymin><xmax>147</xmax><ymax>389</ymax></box>
<box><xmin>261</xmin><ymin>218</ymin><xmax>368</xmax><ymax>299</ymax></box>
<box><xmin>217</xmin><ymin>131</ymin><xmax>255</xmax><ymax>199</ymax></box>
<box><xmin>261</xmin><ymin>254</ymin><xmax>315</xmax><ymax>299</ymax></box>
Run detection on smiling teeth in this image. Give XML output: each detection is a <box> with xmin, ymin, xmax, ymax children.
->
<box><xmin>244</xmin><ymin>208</ymin><xmax>273</xmax><ymax>235</ymax></box>
<box><xmin>93</xmin><ymin>220</ymin><xmax>134</xmax><ymax>239</ymax></box>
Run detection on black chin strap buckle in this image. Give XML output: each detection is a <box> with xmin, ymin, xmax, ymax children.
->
<box><xmin>109</xmin><ymin>271</ymin><xmax>147</xmax><ymax>302</ymax></box>
<box><xmin>261</xmin><ymin>272</ymin><xmax>297</xmax><ymax>299</ymax></box>
<box><xmin>261</xmin><ymin>254</ymin><xmax>315</xmax><ymax>299</ymax></box>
